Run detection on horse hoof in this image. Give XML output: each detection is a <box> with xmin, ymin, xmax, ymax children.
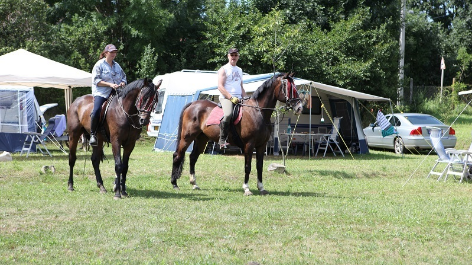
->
<box><xmin>113</xmin><ymin>195</ymin><xmax>121</xmax><ymax>200</ymax></box>
<box><xmin>260</xmin><ymin>190</ymin><xmax>269</xmax><ymax>196</ymax></box>
<box><xmin>173</xmin><ymin>185</ymin><xmax>180</xmax><ymax>190</ymax></box>
<box><xmin>192</xmin><ymin>185</ymin><xmax>200</xmax><ymax>190</ymax></box>
<box><xmin>244</xmin><ymin>191</ymin><xmax>253</xmax><ymax>196</ymax></box>
<box><xmin>121</xmin><ymin>191</ymin><xmax>128</xmax><ymax>197</ymax></box>
<box><xmin>99</xmin><ymin>188</ymin><xmax>107</xmax><ymax>194</ymax></box>
<box><xmin>68</xmin><ymin>184</ymin><xmax>74</xmax><ymax>192</ymax></box>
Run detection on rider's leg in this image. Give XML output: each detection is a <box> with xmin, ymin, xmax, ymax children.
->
<box><xmin>89</xmin><ymin>96</ymin><xmax>107</xmax><ymax>146</ymax></box>
<box><xmin>219</xmin><ymin>98</ymin><xmax>233</xmax><ymax>149</ymax></box>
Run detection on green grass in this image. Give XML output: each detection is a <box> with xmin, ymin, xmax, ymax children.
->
<box><xmin>1</xmin><ymin>124</ymin><xmax>472</xmax><ymax>264</ymax></box>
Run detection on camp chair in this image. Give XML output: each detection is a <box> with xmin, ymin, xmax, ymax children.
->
<box><xmin>20</xmin><ymin>115</ymin><xmax>67</xmax><ymax>157</ymax></box>
<box><xmin>315</xmin><ymin>117</ymin><xmax>345</xmax><ymax>157</ymax></box>
<box><xmin>427</xmin><ymin>127</ymin><xmax>471</xmax><ymax>182</ymax></box>
<box><xmin>444</xmin><ymin>142</ymin><xmax>472</xmax><ymax>183</ymax></box>
<box><xmin>44</xmin><ymin>114</ymin><xmax>68</xmax><ymax>154</ymax></box>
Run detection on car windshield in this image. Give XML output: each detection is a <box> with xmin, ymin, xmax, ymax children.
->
<box><xmin>404</xmin><ymin>115</ymin><xmax>443</xmax><ymax>125</ymax></box>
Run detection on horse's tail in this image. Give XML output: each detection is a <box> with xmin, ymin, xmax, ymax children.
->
<box><xmin>175</xmin><ymin>102</ymin><xmax>192</xmax><ymax>151</ymax></box>
<box><xmin>172</xmin><ymin>102</ymin><xmax>193</xmax><ymax>181</ymax></box>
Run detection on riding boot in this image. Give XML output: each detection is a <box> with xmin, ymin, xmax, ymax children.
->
<box><xmin>219</xmin><ymin>121</ymin><xmax>230</xmax><ymax>149</ymax></box>
<box><xmin>89</xmin><ymin>114</ymin><xmax>99</xmax><ymax>146</ymax></box>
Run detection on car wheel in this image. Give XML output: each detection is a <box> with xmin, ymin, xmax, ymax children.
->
<box><xmin>394</xmin><ymin>137</ymin><xmax>404</xmax><ymax>154</ymax></box>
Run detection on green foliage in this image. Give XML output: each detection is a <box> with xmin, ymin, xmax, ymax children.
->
<box><xmin>136</xmin><ymin>44</ymin><xmax>158</xmax><ymax>79</ymax></box>
<box><xmin>0</xmin><ymin>0</ymin><xmax>50</xmax><ymax>54</ymax></box>
<box><xmin>456</xmin><ymin>47</ymin><xmax>472</xmax><ymax>82</ymax></box>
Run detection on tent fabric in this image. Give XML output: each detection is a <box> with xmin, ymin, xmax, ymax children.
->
<box><xmin>0</xmin><ymin>86</ymin><xmax>39</xmax><ymax>133</ymax></box>
<box><xmin>0</xmin><ymin>86</ymin><xmax>42</xmax><ymax>152</ymax></box>
<box><xmin>154</xmin><ymin>95</ymin><xmax>194</xmax><ymax>151</ymax></box>
<box><xmin>0</xmin><ymin>49</ymin><xmax>91</xmax><ymax>89</ymax></box>
<box><xmin>0</xmin><ymin>49</ymin><xmax>92</xmax><ymax>111</ymax></box>
<box><xmin>0</xmin><ymin>133</ymin><xmax>31</xmax><ymax>153</ymax></box>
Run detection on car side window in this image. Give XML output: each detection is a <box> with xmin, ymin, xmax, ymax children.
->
<box><xmin>389</xmin><ymin>116</ymin><xmax>401</xmax><ymax>127</ymax></box>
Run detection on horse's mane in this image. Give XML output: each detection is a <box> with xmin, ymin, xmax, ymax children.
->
<box><xmin>119</xmin><ymin>78</ymin><xmax>153</xmax><ymax>98</ymax></box>
<box><xmin>251</xmin><ymin>73</ymin><xmax>285</xmax><ymax>100</ymax></box>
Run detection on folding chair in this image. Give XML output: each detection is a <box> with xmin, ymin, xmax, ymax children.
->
<box><xmin>315</xmin><ymin>117</ymin><xmax>345</xmax><ymax>157</ymax></box>
<box><xmin>20</xmin><ymin>115</ymin><xmax>67</xmax><ymax>157</ymax></box>
<box><xmin>427</xmin><ymin>128</ymin><xmax>471</xmax><ymax>182</ymax></box>
<box><xmin>44</xmin><ymin>114</ymin><xmax>68</xmax><ymax>154</ymax></box>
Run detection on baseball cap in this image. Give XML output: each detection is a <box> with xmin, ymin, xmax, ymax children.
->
<box><xmin>228</xmin><ymin>48</ymin><xmax>239</xmax><ymax>54</ymax></box>
<box><xmin>104</xmin><ymin>44</ymin><xmax>118</xmax><ymax>52</ymax></box>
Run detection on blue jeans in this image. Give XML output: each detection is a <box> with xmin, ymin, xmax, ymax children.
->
<box><xmin>91</xmin><ymin>96</ymin><xmax>107</xmax><ymax>134</ymax></box>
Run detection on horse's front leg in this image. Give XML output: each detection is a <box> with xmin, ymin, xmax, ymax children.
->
<box><xmin>243</xmin><ymin>148</ymin><xmax>254</xmax><ymax>196</ymax></box>
<box><xmin>255</xmin><ymin>147</ymin><xmax>268</xmax><ymax>195</ymax></box>
<box><xmin>111</xmin><ymin>141</ymin><xmax>123</xmax><ymax>199</ymax></box>
<box><xmin>120</xmin><ymin>144</ymin><xmax>135</xmax><ymax>197</ymax></box>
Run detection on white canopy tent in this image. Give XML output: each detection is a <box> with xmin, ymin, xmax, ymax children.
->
<box><xmin>0</xmin><ymin>49</ymin><xmax>92</xmax><ymax>111</ymax></box>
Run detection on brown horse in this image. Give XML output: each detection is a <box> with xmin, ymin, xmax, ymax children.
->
<box><xmin>67</xmin><ymin>78</ymin><xmax>162</xmax><ymax>199</ymax></box>
<box><xmin>171</xmin><ymin>73</ymin><xmax>303</xmax><ymax>195</ymax></box>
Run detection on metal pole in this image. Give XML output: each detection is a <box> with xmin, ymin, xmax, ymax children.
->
<box><xmin>398</xmin><ymin>0</ymin><xmax>406</xmax><ymax>106</ymax></box>
<box><xmin>440</xmin><ymin>69</ymin><xmax>444</xmax><ymax>103</ymax></box>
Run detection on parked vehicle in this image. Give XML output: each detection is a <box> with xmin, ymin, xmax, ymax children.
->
<box><xmin>146</xmin><ymin>88</ymin><xmax>165</xmax><ymax>137</ymax></box>
<box><xmin>363</xmin><ymin>113</ymin><xmax>456</xmax><ymax>154</ymax></box>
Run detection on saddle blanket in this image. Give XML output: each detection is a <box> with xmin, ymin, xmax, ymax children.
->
<box><xmin>206</xmin><ymin>107</ymin><xmax>242</xmax><ymax>126</ymax></box>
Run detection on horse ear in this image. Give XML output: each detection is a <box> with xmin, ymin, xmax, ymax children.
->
<box><xmin>155</xmin><ymin>79</ymin><xmax>163</xmax><ymax>89</ymax></box>
<box><xmin>283</xmin><ymin>72</ymin><xmax>289</xmax><ymax>78</ymax></box>
<box><xmin>289</xmin><ymin>72</ymin><xmax>295</xmax><ymax>77</ymax></box>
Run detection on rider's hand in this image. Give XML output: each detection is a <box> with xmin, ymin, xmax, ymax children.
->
<box><xmin>230</xmin><ymin>97</ymin><xmax>239</xmax><ymax>104</ymax></box>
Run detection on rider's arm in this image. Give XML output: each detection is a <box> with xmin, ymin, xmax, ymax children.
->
<box><xmin>240</xmin><ymin>80</ymin><xmax>247</xmax><ymax>98</ymax></box>
<box><xmin>217</xmin><ymin>67</ymin><xmax>232</xmax><ymax>100</ymax></box>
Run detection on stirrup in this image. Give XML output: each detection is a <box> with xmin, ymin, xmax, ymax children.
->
<box><xmin>219</xmin><ymin>140</ymin><xmax>229</xmax><ymax>149</ymax></box>
<box><xmin>89</xmin><ymin>135</ymin><xmax>98</xmax><ymax>146</ymax></box>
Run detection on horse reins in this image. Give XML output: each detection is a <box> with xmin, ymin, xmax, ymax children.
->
<box><xmin>118</xmin><ymin>84</ymin><xmax>159</xmax><ymax>130</ymax></box>
<box><xmin>239</xmin><ymin>76</ymin><xmax>300</xmax><ymax>112</ymax></box>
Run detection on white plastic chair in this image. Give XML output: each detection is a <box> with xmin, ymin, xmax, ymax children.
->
<box><xmin>315</xmin><ymin>117</ymin><xmax>345</xmax><ymax>157</ymax></box>
<box><xmin>427</xmin><ymin>128</ymin><xmax>471</xmax><ymax>182</ymax></box>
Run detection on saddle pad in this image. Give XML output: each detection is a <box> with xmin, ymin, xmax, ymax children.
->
<box><xmin>206</xmin><ymin>107</ymin><xmax>242</xmax><ymax>126</ymax></box>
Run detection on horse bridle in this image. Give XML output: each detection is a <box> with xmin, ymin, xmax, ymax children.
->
<box><xmin>118</xmin><ymin>83</ymin><xmax>159</xmax><ymax>129</ymax></box>
<box><xmin>280</xmin><ymin>77</ymin><xmax>301</xmax><ymax>109</ymax></box>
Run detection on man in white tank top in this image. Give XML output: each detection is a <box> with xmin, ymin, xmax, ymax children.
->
<box><xmin>217</xmin><ymin>48</ymin><xmax>247</xmax><ymax>149</ymax></box>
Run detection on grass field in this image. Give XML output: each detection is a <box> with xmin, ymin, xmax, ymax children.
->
<box><xmin>1</xmin><ymin>117</ymin><xmax>472</xmax><ymax>264</ymax></box>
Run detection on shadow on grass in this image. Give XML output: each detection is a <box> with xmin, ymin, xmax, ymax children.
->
<box><xmin>263</xmin><ymin>152</ymin><xmax>423</xmax><ymax>161</ymax></box>
<box><xmin>128</xmin><ymin>188</ymin><xmax>215</xmax><ymax>201</ymax></box>
<box><xmin>209</xmin><ymin>187</ymin><xmax>333</xmax><ymax>198</ymax></box>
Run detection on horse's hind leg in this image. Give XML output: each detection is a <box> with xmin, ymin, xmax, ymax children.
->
<box><xmin>188</xmin><ymin>135</ymin><xmax>209</xmax><ymax>190</ymax></box>
<box><xmin>91</xmin><ymin>144</ymin><xmax>107</xmax><ymax>194</ymax></box>
<box><xmin>171</xmin><ymin>136</ymin><xmax>195</xmax><ymax>189</ymax></box>
<box><xmin>68</xmin><ymin>131</ymin><xmax>80</xmax><ymax>191</ymax></box>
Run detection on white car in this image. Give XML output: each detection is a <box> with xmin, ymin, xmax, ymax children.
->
<box><xmin>363</xmin><ymin>113</ymin><xmax>456</xmax><ymax>154</ymax></box>
<box><xmin>147</xmin><ymin>89</ymin><xmax>166</xmax><ymax>137</ymax></box>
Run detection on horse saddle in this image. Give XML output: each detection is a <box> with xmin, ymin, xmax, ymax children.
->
<box><xmin>99</xmin><ymin>91</ymin><xmax>116</xmax><ymax>124</ymax></box>
<box><xmin>206</xmin><ymin>103</ymin><xmax>242</xmax><ymax>126</ymax></box>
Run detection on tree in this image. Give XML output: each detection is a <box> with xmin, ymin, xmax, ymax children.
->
<box><xmin>0</xmin><ymin>0</ymin><xmax>50</xmax><ymax>54</ymax></box>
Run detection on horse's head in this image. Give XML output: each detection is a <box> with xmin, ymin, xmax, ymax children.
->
<box><xmin>135</xmin><ymin>78</ymin><xmax>162</xmax><ymax>126</ymax></box>
<box><xmin>279</xmin><ymin>73</ymin><xmax>303</xmax><ymax>115</ymax></box>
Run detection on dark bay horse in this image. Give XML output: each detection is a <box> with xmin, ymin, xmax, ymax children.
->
<box><xmin>171</xmin><ymin>73</ymin><xmax>303</xmax><ymax>195</ymax></box>
<box><xmin>67</xmin><ymin>78</ymin><xmax>162</xmax><ymax>199</ymax></box>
